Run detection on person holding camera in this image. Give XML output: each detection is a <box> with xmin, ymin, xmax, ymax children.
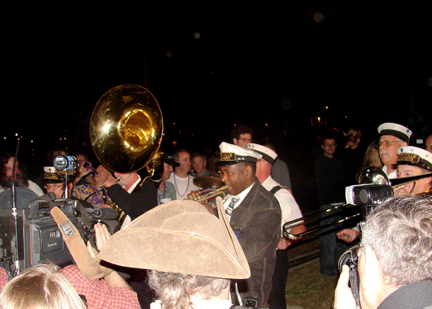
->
<box><xmin>337</xmin><ymin>145</ymin><xmax>432</xmax><ymax>243</ymax></box>
<box><xmin>334</xmin><ymin>196</ymin><xmax>432</xmax><ymax>309</ymax></box>
<box><xmin>43</xmin><ymin>166</ymin><xmax>93</xmax><ymax>210</ymax></box>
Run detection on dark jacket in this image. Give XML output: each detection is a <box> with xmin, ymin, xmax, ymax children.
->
<box><xmin>377</xmin><ymin>280</ymin><xmax>432</xmax><ymax>309</ymax></box>
<box><xmin>314</xmin><ymin>155</ymin><xmax>348</xmax><ymax>205</ymax></box>
<box><xmin>107</xmin><ymin>179</ymin><xmax>158</xmax><ymax>221</ymax></box>
<box><xmin>230</xmin><ymin>178</ymin><xmax>281</xmax><ymax>307</ymax></box>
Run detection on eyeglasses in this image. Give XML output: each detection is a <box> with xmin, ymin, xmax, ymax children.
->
<box><xmin>378</xmin><ymin>140</ymin><xmax>401</xmax><ymax>147</ymax></box>
<box><xmin>323</xmin><ymin>143</ymin><xmax>336</xmax><ymax>147</ymax></box>
<box><xmin>45</xmin><ymin>184</ymin><xmax>64</xmax><ymax>190</ymax></box>
<box><xmin>239</xmin><ymin>138</ymin><xmax>252</xmax><ymax>143</ymax></box>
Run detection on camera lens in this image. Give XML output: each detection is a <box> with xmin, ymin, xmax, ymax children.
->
<box><xmin>53</xmin><ymin>156</ymin><xmax>69</xmax><ymax>171</ymax></box>
<box><xmin>338</xmin><ymin>245</ymin><xmax>359</xmax><ymax>273</ymax></box>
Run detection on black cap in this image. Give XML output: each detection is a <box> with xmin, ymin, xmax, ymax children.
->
<box><xmin>163</xmin><ymin>152</ymin><xmax>180</xmax><ymax>167</ymax></box>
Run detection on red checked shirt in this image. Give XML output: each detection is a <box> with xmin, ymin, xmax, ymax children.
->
<box><xmin>0</xmin><ymin>266</ymin><xmax>140</xmax><ymax>309</ymax></box>
<box><xmin>0</xmin><ymin>267</ymin><xmax>7</xmax><ymax>290</ymax></box>
<box><xmin>60</xmin><ymin>265</ymin><xmax>141</xmax><ymax>309</ymax></box>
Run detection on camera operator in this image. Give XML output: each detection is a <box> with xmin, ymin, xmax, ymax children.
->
<box><xmin>43</xmin><ymin>167</ymin><xmax>92</xmax><ymax>209</ymax></box>
<box><xmin>334</xmin><ymin>196</ymin><xmax>432</xmax><ymax>309</ymax></box>
<box><xmin>337</xmin><ymin>146</ymin><xmax>432</xmax><ymax>243</ymax></box>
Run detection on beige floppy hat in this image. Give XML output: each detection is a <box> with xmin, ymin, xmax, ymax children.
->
<box><xmin>98</xmin><ymin>198</ymin><xmax>250</xmax><ymax>279</ymax></box>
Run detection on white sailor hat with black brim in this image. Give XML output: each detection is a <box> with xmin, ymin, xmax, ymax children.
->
<box><xmin>377</xmin><ymin>122</ymin><xmax>412</xmax><ymax>142</ymax></box>
<box><xmin>247</xmin><ymin>143</ymin><xmax>278</xmax><ymax>165</ymax></box>
<box><xmin>217</xmin><ymin>142</ymin><xmax>262</xmax><ymax>167</ymax></box>
<box><xmin>393</xmin><ymin>146</ymin><xmax>432</xmax><ymax>172</ymax></box>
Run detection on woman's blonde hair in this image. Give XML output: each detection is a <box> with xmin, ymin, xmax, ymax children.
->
<box><xmin>355</xmin><ymin>139</ymin><xmax>383</xmax><ymax>183</ymax></box>
<box><xmin>0</xmin><ymin>263</ymin><xmax>86</xmax><ymax>309</ymax></box>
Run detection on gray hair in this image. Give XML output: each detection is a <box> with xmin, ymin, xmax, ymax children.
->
<box><xmin>147</xmin><ymin>270</ymin><xmax>230</xmax><ymax>309</ymax></box>
<box><xmin>360</xmin><ymin>196</ymin><xmax>432</xmax><ymax>289</ymax></box>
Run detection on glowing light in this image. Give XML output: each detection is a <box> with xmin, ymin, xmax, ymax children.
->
<box><xmin>102</xmin><ymin>122</ymin><xmax>112</xmax><ymax>133</ymax></box>
<box><xmin>314</xmin><ymin>12</ymin><xmax>324</xmax><ymax>22</ymax></box>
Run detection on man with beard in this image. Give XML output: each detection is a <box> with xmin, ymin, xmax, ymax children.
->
<box><xmin>0</xmin><ymin>152</ymin><xmax>44</xmax><ymax>196</ymax></box>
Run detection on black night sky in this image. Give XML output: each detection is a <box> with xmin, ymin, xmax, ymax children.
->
<box><xmin>2</xmin><ymin>4</ymin><xmax>431</xmax><ymax>191</ymax></box>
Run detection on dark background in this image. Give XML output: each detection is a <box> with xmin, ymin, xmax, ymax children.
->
<box><xmin>2</xmin><ymin>4</ymin><xmax>431</xmax><ymax>212</ymax></box>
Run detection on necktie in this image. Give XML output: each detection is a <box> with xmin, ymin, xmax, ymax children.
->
<box><xmin>225</xmin><ymin>198</ymin><xmax>238</xmax><ymax>218</ymax></box>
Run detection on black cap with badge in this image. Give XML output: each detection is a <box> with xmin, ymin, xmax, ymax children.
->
<box><xmin>163</xmin><ymin>152</ymin><xmax>180</xmax><ymax>167</ymax></box>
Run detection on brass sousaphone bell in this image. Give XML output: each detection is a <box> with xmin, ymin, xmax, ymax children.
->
<box><xmin>90</xmin><ymin>84</ymin><xmax>164</xmax><ymax>222</ymax></box>
<box><xmin>90</xmin><ymin>84</ymin><xmax>164</xmax><ymax>176</ymax></box>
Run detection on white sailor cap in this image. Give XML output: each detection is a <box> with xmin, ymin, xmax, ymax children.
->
<box><xmin>217</xmin><ymin>142</ymin><xmax>262</xmax><ymax>167</ymax></box>
<box><xmin>377</xmin><ymin>122</ymin><xmax>412</xmax><ymax>142</ymax></box>
<box><xmin>247</xmin><ymin>143</ymin><xmax>278</xmax><ymax>165</ymax></box>
<box><xmin>394</xmin><ymin>146</ymin><xmax>432</xmax><ymax>172</ymax></box>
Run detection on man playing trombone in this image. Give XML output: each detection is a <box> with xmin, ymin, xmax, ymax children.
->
<box><xmin>337</xmin><ymin>145</ymin><xmax>432</xmax><ymax>243</ymax></box>
<box><xmin>393</xmin><ymin>146</ymin><xmax>432</xmax><ymax>196</ymax></box>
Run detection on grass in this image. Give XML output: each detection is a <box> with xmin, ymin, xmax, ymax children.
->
<box><xmin>283</xmin><ymin>231</ymin><xmax>339</xmax><ymax>309</ymax></box>
<box><xmin>285</xmin><ymin>259</ymin><xmax>337</xmax><ymax>309</ymax></box>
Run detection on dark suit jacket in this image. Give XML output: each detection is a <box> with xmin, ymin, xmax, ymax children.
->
<box><xmin>230</xmin><ymin>178</ymin><xmax>281</xmax><ymax>307</ymax></box>
<box><xmin>107</xmin><ymin>180</ymin><xmax>158</xmax><ymax>221</ymax></box>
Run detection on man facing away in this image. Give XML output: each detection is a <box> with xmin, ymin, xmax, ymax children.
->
<box><xmin>334</xmin><ymin>195</ymin><xmax>432</xmax><ymax>309</ymax></box>
<box><xmin>98</xmin><ymin>199</ymin><xmax>252</xmax><ymax>309</ymax></box>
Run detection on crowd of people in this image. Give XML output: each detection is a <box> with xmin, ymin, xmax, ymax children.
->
<box><xmin>0</xmin><ymin>121</ymin><xmax>431</xmax><ymax>309</ymax></box>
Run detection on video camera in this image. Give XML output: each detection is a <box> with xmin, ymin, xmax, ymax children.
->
<box><xmin>0</xmin><ymin>194</ymin><xmax>120</xmax><ymax>277</ymax></box>
<box><xmin>338</xmin><ymin>183</ymin><xmax>394</xmax><ymax>308</ymax></box>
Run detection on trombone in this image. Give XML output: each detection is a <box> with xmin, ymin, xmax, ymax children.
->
<box><xmin>283</xmin><ymin>167</ymin><xmax>432</xmax><ymax>240</ymax></box>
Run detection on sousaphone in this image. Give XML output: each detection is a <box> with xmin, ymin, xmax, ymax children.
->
<box><xmin>90</xmin><ymin>84</ymin><xmax>164</xmax><ymax>177</ymax></box>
